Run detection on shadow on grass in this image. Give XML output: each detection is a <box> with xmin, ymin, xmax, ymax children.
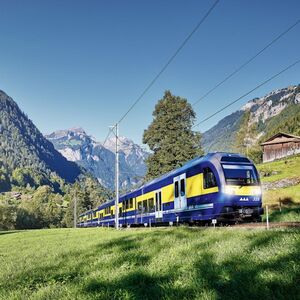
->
<box><xmin>0</xmin><ymin>230</ymin><xmax>21</xmax><ymax>236</ymax></box>
<box><xmin>2</xmin><ymin>228</ymin><xmax>300</xmax><ymax>299</ymax></box>
<box><xmin>190</xmin><ymin>231</ymin><xmax>300</xmax><ymax>300</ymax></box>
<box><xmin>84</xmin><ymin>270</ymin><xmax>194</xmax><ymax>299</ymax></box>
<box><xmin>269</xmin><ymin>206</ymin><xmax>300</xmax><ymax>222</ymax></box>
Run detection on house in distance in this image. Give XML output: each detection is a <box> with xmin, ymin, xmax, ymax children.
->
<box><xmin>261</xmin><ymin>132</ymin><xmax>300</xmax><ymax>163</ymax></box>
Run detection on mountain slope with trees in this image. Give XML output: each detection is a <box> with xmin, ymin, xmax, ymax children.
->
<box><xmin>0</xmin><ymin>90</ymin><xmax>82</xmax><ymax>191</ymax></box>
<box><xmin>0</xmin><ymin>90</ymin><xmax>113</xmax><ymax>230</ymax></box>
<box><xmin>202</xmin><ymin>85</ymin><xmax>300</xmax><ymax>161</ymax></box>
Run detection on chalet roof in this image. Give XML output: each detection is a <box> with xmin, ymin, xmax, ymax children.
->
<box><xmin>261</xmin><ymin>132</ymin><xmax>300</xmax><ymax>146</ymax></box>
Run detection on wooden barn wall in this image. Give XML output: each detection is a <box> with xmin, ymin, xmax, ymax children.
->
<box><xmin>262</xmin><ymin>141</ymin><xmax>300</xmax><ymax>162</ymax></box>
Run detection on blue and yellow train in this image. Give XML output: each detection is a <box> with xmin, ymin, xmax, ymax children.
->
<box><xmin>78</xmin><ymin>152</ymin><xmax>263</xmax><ymax>227</ymax></box>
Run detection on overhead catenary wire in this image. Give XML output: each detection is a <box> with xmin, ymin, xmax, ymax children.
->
<box><xmin>100</xmin><ymin>9</ymin><xmax>300</xmax><ymax>152</ymax></box>
<box><xmin>102</xmin><ymin>126</ymin><xmax>115</xmax><ymax>148</ymax></box>
<box><xmin>192</xmin><ymin>18</ymin><xmax>300</xmax><ymax>107</ymax></box>
<box><xmin>102</xmin><ymin>1</ymin><xmax>220</xmax><ymax>149</ymax></box>
<box><xmin>144</xmin><ymin>17</ymin><xmax>300</xmax><ymax>132</ymax></box>
<box><xmin>116</xmin><ymin>0</ymin><xmax>220</xmax><ymax>125</ymax></box>
<box><xmin>193</xmin><ymin>58</ymin><xmax>300</xmax><ymax>127</ymax></box>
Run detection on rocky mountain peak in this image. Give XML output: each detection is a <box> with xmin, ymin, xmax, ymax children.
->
<box><xmin>46</xmin><ymin>129</ymin><xmax>149</xmax><ymax>190</ymax></box>
<box><xmin>202</xmin><ymin>84</ymin><xmax>300</xmax><ymax>153</ymax></box>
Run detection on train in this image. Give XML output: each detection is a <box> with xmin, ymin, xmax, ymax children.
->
<box><xmin>78</xmin><ymin>152</ymin><xmax>263</xmax><ymax>227</ymax></box>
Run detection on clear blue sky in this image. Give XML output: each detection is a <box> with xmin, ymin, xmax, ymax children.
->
<box><xmin>1</xmin><ymin>0</ymin><xmax>299</xmax><ymax>144</ymax></box>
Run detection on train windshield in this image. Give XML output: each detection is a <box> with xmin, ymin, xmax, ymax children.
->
<box><xmin>222</xmin><ymin>164</ymin><xmax>259</xmax><ymax>186</ymax></box>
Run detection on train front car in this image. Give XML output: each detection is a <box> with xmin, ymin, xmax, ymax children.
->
<box><xmin>213</xmin><ymin>153</ymin><xmax>263</xmax><ymax>222</ymax></box>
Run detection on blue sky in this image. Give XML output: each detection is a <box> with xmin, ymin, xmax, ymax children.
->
<box><xmin>1</xmin><ymin>0</ymin><xmax>299</xmax><ymax>144</ymax></box>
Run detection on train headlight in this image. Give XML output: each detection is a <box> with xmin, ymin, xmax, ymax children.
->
<box><xmin>224</xmin><ymin>186</ymin><xmax>236</xmax><ymax>195</ymax></box>
<box><xmin>253</xmin><ymin>187</ymin><xmax>262</xmax><ymax>196</ymax></box>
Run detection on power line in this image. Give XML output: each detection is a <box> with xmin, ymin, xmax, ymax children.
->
<box><xmin>193</xmin><ymin>58</ymin><xmax>300</xmax><ymax>127</ymax></box>
<box><xmin>192</xmin><ymin>18</ymin><xmax>300</xmax><ymax>107</ymax></box>
<box><xmin>102</xmin><ymin>126</ymin><xmax>115</xmax><ymax>148</ymax></box>
<box><xmin>117</xmin><ymin>0</ymin><xmax>220</xmax><ymax>125</ymax></box>
<box><xmin>157</xmin><ymin>18</ymin><xmax>300</xmax><ymax>133</ymax></box>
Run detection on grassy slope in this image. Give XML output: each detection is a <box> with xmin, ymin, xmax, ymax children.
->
<box><xmin>257</xmin><ymin>154</ymin><xmax>300</xmax><ymax>184</ymax></box>
<box><xmin>257</xmin><ymin>154</ymin><xmax>300</xmax><ymax>221</ymax></box>
<box><xmin>0</xmin><ymin>228</ymin><xmax>299</xmax><ymax>300</ymax></box>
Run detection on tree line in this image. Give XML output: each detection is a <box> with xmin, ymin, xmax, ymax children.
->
<box><xmin>0</xmin><ymin>175</ymin><xmax>113</xmax><ymax>230</ymax></box>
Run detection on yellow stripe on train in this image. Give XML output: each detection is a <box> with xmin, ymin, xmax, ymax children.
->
<box><xmin>223</xmin><ymin>185</ymin><xmax>261</xmax><ymax>196</ymax></box>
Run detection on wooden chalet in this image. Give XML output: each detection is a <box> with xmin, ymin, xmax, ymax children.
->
<box><xmin>261</xmin><ymin>132</ymin><xmax>300</xmax><ymax>163</ymax></box>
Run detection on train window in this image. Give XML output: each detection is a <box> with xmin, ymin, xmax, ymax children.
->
<box><xmin>143</xmin><ymin>199</ymin><xmax>148</xmax><ymax>213</ymax></box>
<box><xmin>148</xmin><ymin>198</ymin><xmax>155</xmax><ymax>212</ymax></box>
<box><xmin>175</xmin><ymin>181</ymin><xmax>179</xmax><ymax>198</ymax></box>
<box><xmin>119</xmin><ymin>207</ymin><xmax>122</xmax><ymax>216</ymax></box>
<box><xmin>203</xmin><ymin>167</ymin><xmax>217</xmax><ymax>189</ymax></box>
<box><xmin>180</xmin><ymin>178</ymin><xmax>185</xmax><ymax>196</ymax></box>
<box><xmin>111</xmin><ymin>209</ymin><xmax>113</xmax><ymax>216</ymax></box>
<box><xmin>221</xmin><ymin>156</ymin><xmax>250</xmax><ymax>163</ymax></box>
<box><xmin>130</xmin><ymin>198</ymin><xmax>133</xmax><ymax>209</ymax></box>
<box><xmin>138</xmin><ymin>202</ymin><xmax>143</xmax><ymax>213</ymax></box>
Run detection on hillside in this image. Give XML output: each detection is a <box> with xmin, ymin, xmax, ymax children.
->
<box><xmin>0</xmin><ymin>90</ymin><xmax>82</xmax><ymax>191</ymax></box>
<box><xmin>0</xmin><ymin>227</ymin><xmax>299</xmax><ymax>299</ymax></box>
<box><xmin>46</xmin><ymin>129</ymin><xmax>149</xmax><ymax>190</ymax></box>
<box><xmin>258</xmin><ymin>154</ymin><xmax>300</xmax><ymax>221</ymax></box>
<box><xmin>202</xmin><ymin>85</ymin><xmax>300</xmax><ymax>154</ymax></box>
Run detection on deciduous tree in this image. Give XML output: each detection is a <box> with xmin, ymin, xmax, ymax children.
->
<box><xmin>143</xmin><ymin>91</ymin><xmax>203</xmax><ymax>180</ymax></box>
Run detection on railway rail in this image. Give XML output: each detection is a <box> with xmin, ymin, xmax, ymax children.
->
<box><xmin>117</xmin><ymin>221</ymin><xmax>300</xmax><ymax>230</ymax></box>
<box><xmin>230</xmin><ymin>221</ymin><xmax>300</xmax><ymax>229</ymax></box>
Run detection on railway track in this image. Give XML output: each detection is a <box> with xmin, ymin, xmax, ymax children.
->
<box><xmin>230</xmin><ymin>221</ymin><xmax>300</xmax><ymax>229</ymax></box>
<box><xmin>127</xmin><ymin>221</ymin><xmax>300</xmax><ymax>230</ymax></box>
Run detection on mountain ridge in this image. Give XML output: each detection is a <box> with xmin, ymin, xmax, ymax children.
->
<box><xmin>0</xmin><ymin>90</ymin><xmax>82</xmax><ymax>191</ymax></box>
<box><xmin>46</xmin><ymin>129</ymin><xmax>149</xmax><ymax>190</ymax></box>
<box><xmin>202</xmin><ymin>84</ymin><xmax>300</xmax><ymax>155</ymax></box>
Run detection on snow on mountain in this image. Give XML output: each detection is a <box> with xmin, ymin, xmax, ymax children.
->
<box><xmin>45</xmin><ymin>128</ymin><xmax>149</xmax><ymax>190</ymax></box>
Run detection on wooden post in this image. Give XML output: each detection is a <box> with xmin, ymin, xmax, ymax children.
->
<box><xmin>279</xmin><ymin>198</ymin><xmax>282</xmax><ymax>212</ymax></box>
<box><xmin>266</xmin><ymin>205</ymin><xmax>269</xmax><ymax>230</ymax></box>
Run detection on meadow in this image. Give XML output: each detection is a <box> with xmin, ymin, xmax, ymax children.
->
<box><xmin>257</xmin><ymin>154</ymin><xmax>300</xmax><ymax>222</ymax></box>
<box><xmin>0</xmin><ymin>227</ymin><xmax>299</xmax><ymax>300</ymax></box>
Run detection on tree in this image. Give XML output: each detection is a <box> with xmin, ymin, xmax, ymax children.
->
<box><xmin>0</xmin><ymin>167</ymin><xmax>10</xmax><ymax>192</ymax></box>
<box><xmin>0</xmin><ymin>201</ymin><xmax>17</xmax><ymax>230</ymax></box>
<box><xmin>143</xmin><ymin>90</ymin><xmax>203</xmax><ymax>180</ymax></box>
<box><xmin>62</xmin><ymin>177</ymin><xmax>114</xmax><ymax>227</ymax></box>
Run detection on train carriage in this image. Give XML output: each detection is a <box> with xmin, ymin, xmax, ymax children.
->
<box><xmin>78</xmin><ymin>152</ymin><xmax>263</xmax><ymax>227</ymax></box>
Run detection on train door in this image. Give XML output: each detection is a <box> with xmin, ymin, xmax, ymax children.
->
<box><xmin>174</xmin><ymin>174</ymin><xmax>187</xmax><ymax>210</ymax></box>
<box><xmin>155</xmin><ymin>190</ymin><xmax>163</xmax><ymax>219</ymax></box>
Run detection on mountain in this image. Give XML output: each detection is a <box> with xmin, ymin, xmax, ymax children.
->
<box><xmin>0</xmin><ymin>90</ymin><xmax>82</xmax><ymax>191</ymax></box>
<box><xmin>202</xmin><ymin>85</ymin><xmax>300</xmax><ymax>154</ymax></box>
<box><xmin>46</xmin><ymin>128</ymin><xmax>149</xmax><ymax>190</ymax></box>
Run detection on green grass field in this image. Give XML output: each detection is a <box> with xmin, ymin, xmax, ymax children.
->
<box><xmin>0</xmin><ymin>227</ymin><xmax>299</xmax><ymax>300</ymax></box>
<box><xmin>257</xmin><ymin>154</ymin><xmax>300</xmax><ymax>184</ymax></box>
<box><xmin>256</xmin><ymin>155</ymin><xmax>300</xmax><ymax>222</ymax></box>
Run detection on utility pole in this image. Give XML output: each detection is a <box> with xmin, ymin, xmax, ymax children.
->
<box><xmin>73</xmin><ymin>188</ymin><xmax>77</xmax><ymax>228</ymax></box>
<box><xmin>114</xmin><ymin>123</ymin><xmax>119</xmax><ymax>230</ymax></box>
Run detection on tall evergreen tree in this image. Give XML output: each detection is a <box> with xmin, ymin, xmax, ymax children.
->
<box><xmin>143</xmin><ymin>90</ymin><xmax>203</xmax><ymax>180</ymax></box>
